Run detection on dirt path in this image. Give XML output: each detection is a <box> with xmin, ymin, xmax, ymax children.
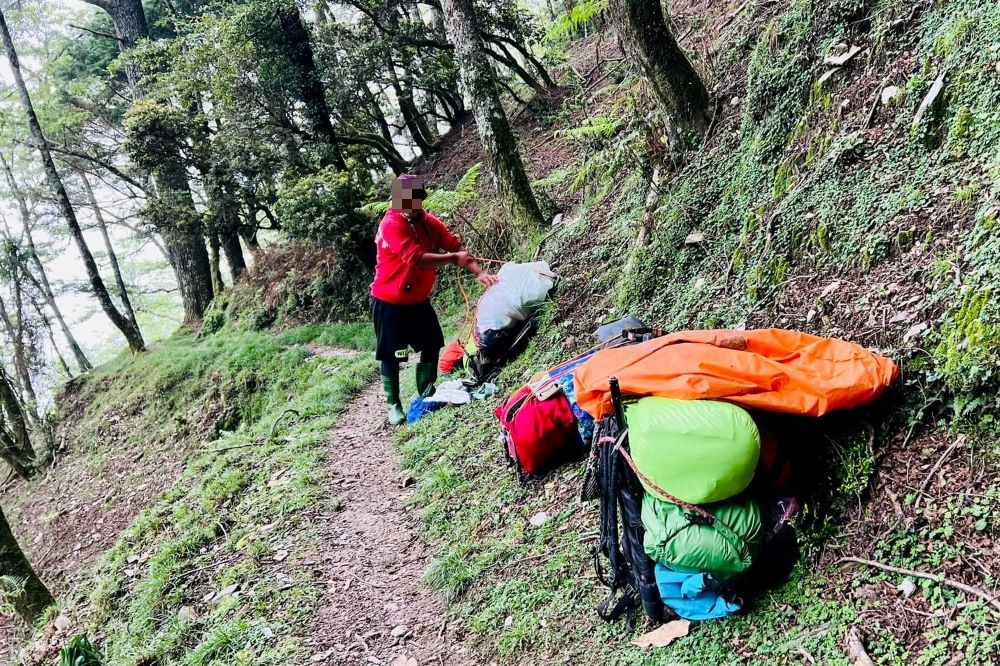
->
<box><xmin>307</xmin><ymin>381</ymin><xmax>472</xmax><ymax>666</ymax></box>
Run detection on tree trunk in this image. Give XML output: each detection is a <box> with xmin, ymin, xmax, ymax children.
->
<box><xmin>388</xmin><ymin>60</ymin><xmax>435</xmax><ymax>154</ymax></box>
<box><xmin>0</xmin><ymin>292</ymin><xmax>36</xmax><ymax>417</ymax></box>
<box><xmin>607</xmin><ymin>0</ymin><xmax>709</xmax><ymax>134</ymax></box>
<box><xmin>208</xmin><ymin>234</ymin><xmax>225</xmax><ymax>295</ymax></box>
<box><xmin>441</xmin><ymin>0</ymin><xmax>546</xmax><ymax>229</ymax></box>
<box><xmin>492</xmin><ymin>35</ymin><xmax>557</xmax><ymax>89</ymax></box>
<box><xmin>80</xmin><ymin>172</ymin><xmax>141</xmax><ymax>332</ymax></box>
<box><xmin>191</xmin><ymin>103</ymin><xmax>247</xmax><ymax>284</ymax></box>
<box><xmin>82</xmin><ymin>0</ymin><xmax>215</xmax><ymax>324</ymax></box>
<box><xmin>365</xmin><ymin>87</ymin><xmax>394</xmax><ymax>144</ymax></box>
<box><xmin>0</xmin><ymin>367</ymin><xmax>37</xmax><ymax>480</ymax></box>
<box><xmin>241</xmin><ymin>225</ymin><xmax>262</xmax><ymax>252</ymax></box>
<box><xmin>0</xmin><ymin>503</ymin><xmax>54</xmax><ymax>624</ymax></box>
<box><xmin>28</xmin><ymin>299</ymin><xmax>72</xmax><ymax>379</ymax></box>
<box><xmin>0</xmin><ymin>154</ymin><xmax>92</xmax><ymax>372</ymax></box>
<box><xmin>220</xmin><ymin>231</ymin><xmax>246</xmax><ymax>283</ymax></box>
<box><xmin>276</xmin><ymin>3</ymin><xmax>348</xmax><ymax>169</ymax></box>
<box><xmin>105</xmin><ymin>0</ymin><xmax>149</xmax><ymax>89</ymax></box>
<box><xmin>0</xmin><ymin>10</ymin><xmax>146</xmax><ymax>353</ymax></box>
<box><xmin>485</xmin><ymin>45</ymin><xmax>545</xmax><ymax>93</ymax></box>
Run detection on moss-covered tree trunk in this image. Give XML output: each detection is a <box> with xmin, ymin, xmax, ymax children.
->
<box><xmin>607</xmin><ymin>0</ymin><xmax>709</xmax><ymax>134</ymax></box>
<box><xmin>0</xmin><ymin>368</ymin><xmax>37</xmax><ymax>479</ymax></box>
<box><xmin>0</xmin><ymin>9</ymin><xmax>146</xmax><ymax>354</ymax></box>
<box><xmin>441</xmin><ymin>0</ymin><xmax>546</xmax><ymax>229</ymax></box>
<box><xmin>0</xmin><ymin>504</ymin><xmax>54</xmax><ymax>625</ymax></box>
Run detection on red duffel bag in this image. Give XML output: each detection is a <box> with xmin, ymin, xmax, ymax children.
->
<box><xmin>494</xmin><ymin>384</ymin><xmax>581</xmax><ymax>479</ymax></box>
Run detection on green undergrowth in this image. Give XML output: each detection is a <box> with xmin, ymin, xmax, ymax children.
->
<box><xmin>397</xmin><ymin>0</ymin><xmax>1000</xmax><ymax>663</ymax></box>
<box><xmin>40</xmin><ymin>322</ymin><xmax>376</xmax><ymax>665</ymax></box>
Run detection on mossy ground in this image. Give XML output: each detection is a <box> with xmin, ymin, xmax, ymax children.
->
<box><xmin>395</xmin><ymin>0</ymin><xmax>1000</xmax><ymax>663</ymax></box>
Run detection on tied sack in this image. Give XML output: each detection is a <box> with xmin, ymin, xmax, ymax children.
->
<box><xmin>476</xmin><ymin>262</ymin><xmax>555</xmax><ymax>335</ymax></box>
<box><xmin>494</xmin><ymin>384</ymin><xmax>580</xmax><ymax>478</ymax></box>
<box><xmin>642</xmin><ymin>492</ymin><xmax>763</xmax><ymax>581</ymax></box>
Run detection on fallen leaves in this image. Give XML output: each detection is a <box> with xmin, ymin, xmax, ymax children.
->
<box><xmin>528</xmin><ymin>512</ymin><xmax>548</xmax><ymax>527</ymax></box>
<box><xmin>632</xmin><ymin>619</ymin><xmax>690</xmax><ymax>648</ymax></box>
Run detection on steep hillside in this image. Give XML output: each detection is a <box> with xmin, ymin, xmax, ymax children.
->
<box><xmin>395</xmin><ymin>0</ymin><xmax>1000</xmax><ymax>664</ymax></box>
<box><xmin>4</xmin><ymin>1</ymin><xmax>1000</xmax><ymax>664</ymax></box>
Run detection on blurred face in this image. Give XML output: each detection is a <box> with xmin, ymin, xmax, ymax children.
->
<box><xmin>392</xmin><ymin>188</ymin><xmax>424</xmax><ymax>216</ymax></box>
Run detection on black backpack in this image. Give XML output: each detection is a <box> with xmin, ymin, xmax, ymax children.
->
<box><xmin>582</xmin><ymin>379</ymin><xmax>664</xmax><ymax>628</ymax></box>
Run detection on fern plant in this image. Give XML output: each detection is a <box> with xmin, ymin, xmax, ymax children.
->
<box><xmin>359</xmin><ymin>163</ymin><xmax>482</xmax><ymax>218</ymax></box>
<box><xmin>554</xmin><ymin>115</ymin><xmax>622</xmax><ymax>143</ymax></box>
<box><xmin>60</xmin><ymin>635</ymin><xmax>103</xmax><ymax>666</ymax></box>
<box><xmin>0</xmin><ymin>575</ymin><xmax>26</xmax><ymax>598</ymax></box>
<box><xmin>545</xmin><ymin>0</ymin><xmax>608</xmax><ymax>43</ymax></box>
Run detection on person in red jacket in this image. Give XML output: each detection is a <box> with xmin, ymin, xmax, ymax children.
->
<box><xmin>371</xmin><ymin>174</ymin><xmax>498</xmax><ymax>425</ymax></box>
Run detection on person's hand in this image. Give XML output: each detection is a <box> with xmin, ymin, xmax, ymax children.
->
<box><xmin>477</xmin><ymin>272</ymin><xmax>499</xmax><ymax>289</ymax></box>
<box><xmin>453</xmin><ymin>251</ymin><xmax>472</xmax><ymax>269</ymax></box>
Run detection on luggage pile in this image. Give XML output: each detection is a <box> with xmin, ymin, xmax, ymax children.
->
<box><xmin>493</xmin><ymin>323</ymin><xmax>900</xmax><ymax>625</ymax></box>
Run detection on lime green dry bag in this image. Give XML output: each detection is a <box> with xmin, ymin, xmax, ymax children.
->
<box><xmin>626</xmin><ymin>397</ymin><xmax>760</xmax><ymax>504</ymax></box>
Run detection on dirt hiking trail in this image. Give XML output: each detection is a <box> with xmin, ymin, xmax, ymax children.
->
<box><xmin>308</xmin><ymin>380</ymin><xmax>473</xmax><ymax>666</ymax></box>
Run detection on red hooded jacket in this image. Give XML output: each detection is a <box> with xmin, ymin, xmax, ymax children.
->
<box><xmin>370</xmin><ymin>208</ymin><xmax>462</xmax><ymax>305</ymax></box>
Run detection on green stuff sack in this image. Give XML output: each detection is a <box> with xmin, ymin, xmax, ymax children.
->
<box><xmin>627</xmin><ymin>397</ymin><xmax>760</xmax><ymax>504</ymax></box>
<box><xmin>642</xmin><ymin>492</ymin><xmax>763</xmax><ymax>581</ymax></box>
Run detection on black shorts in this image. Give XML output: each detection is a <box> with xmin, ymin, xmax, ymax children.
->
<box><xmin>370</xmin><ymin>296</ymin><xmax>445</xmax><ymax>362</ymax></box>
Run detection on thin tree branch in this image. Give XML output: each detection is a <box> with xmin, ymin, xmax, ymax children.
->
<box><xmin>43</xmin><ymin>143</ymin><xmax>148</xmax><ymax>193</ymax></box>
<box><xmin>78</xmin><ymin>0</ymin><xmax>111</xmax><ymax>12</ymax></box>
<box><xmin>839</xmin><ymin>557</ymin><xmax>1000</xmax><ymax>613</ymax></box>
<box><xmin>69</xmin><ymin>23</ymin><xmax>123</xmax><ymax>42</ymax></box>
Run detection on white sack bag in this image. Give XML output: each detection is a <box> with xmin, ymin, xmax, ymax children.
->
<box><xmin>475</xmin><ymin>261</ymin><xmax>556</xmax><ymax>334</ymax></box>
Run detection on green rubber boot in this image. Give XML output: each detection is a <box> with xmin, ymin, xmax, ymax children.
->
<box><xmin>415</xmin><ymin>362</ymin><xmax>438</xmax><ymax>398</ymax></box>
<box><xmin>382</xmin><ymin>373</ymin><xmax>405</xmax><ymax>426</ymax></box>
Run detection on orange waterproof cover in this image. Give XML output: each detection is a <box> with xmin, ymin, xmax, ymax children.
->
<box><xmin>573</xmin><ymin>329</ymin><xmax>899</xmax><ymax>419</ymax></box>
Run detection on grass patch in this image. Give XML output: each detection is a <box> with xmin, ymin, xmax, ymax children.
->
<box><xmin>44</xmin><ymin>322</ymin><xmax>376</xmax><ymax>665</ymax></box>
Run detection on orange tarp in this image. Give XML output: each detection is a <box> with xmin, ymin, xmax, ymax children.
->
<box><xmin>573</xmin><ymin>329</ymin><xmax>899</xmax><ymax>419</ymax></box>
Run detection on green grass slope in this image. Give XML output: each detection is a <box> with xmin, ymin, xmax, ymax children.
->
<box><xmin>9</xmin><ymin>323</ymin><xmax>375</xmax><ymax>665</ymax></box>
<box><xmin>395</xmin><ymin>1</ymin><xmax>1000</xmax><ymax>664</ymax></box>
